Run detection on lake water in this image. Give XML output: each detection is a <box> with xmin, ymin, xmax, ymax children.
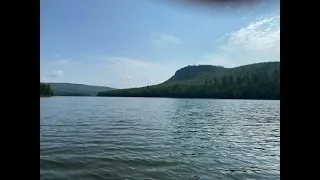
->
<box><xmin>40</xmin><ymin>97</ymin><xmax>280</xmax><ymax>180</ymax></box>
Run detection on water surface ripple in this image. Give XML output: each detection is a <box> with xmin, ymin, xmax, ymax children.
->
<box><xmin>40</xmin><ymin>97</ymin><xmax>280</xmax><ymax>180</ymax></box>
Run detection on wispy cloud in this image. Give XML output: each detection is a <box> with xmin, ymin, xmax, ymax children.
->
<box><xmin>40</xmin><ymin>15</ymin><xmax>279</xmax><ymax>88</ymax></box>
<box><xmin>200</xmin><ymin>14</ymin><xmax>280</xmax><ymax>67</ymax></box>
<box><xmin>48</xmin><ymin>70</ymin><xmax>64</xmax><ymax>78</ymax></box>
<box><xmin>150</xmin><ymin>32</ymin><xmax>184</xmax><ymax>46</ymax></box>
<box><xmin>41</xmin><ymin>55</ymin><xmax>186</xmax><ymax>88</ymax></box>
<box><xmin>56</xmin><ymin>59</ymin><xmax>79</xmax><ymax>64</ymax></box>
<box><xmin>100</xmin><ymin>57</ymin><xmax>185</xmax><ymax>88</ymax></box>
<box><xmin>241</xmin><ymin>11</ymin><xmax>255</xmax><ymax>21</ymax></box>
<box><xmin>59</xmin><ymin>60</ymin><xmax>68</xmax><ymax>64</ymax></box>
<box><xmin>41</xmin><ymin>70</ymin><xmax>64</xmax><ymax>82</ymax></box>
<box><xmin>228</xmin><ymin>15</ymin><xmax>279</xmax><ymax>51</ymax></box>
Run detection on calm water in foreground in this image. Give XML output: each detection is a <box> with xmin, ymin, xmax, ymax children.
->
<box><xmin>40</xmin><ymin>97</ymin><xmax>280</xmax><ymax>180</ymax></box>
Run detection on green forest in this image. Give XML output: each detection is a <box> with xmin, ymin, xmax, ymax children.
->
<box><xmin>40</xmin><ymin>83</ymin><xmax>54</xmax><ymax>97</ymax></box>
<box><xmin>97</xmin><ymin>62</ymin><xmax>280</xmax><ymax>100</ymax></box>
<box><xmin>49</xmin><ymin>83</ymin><xmax>115</xmax><ymax>96</ymax></box>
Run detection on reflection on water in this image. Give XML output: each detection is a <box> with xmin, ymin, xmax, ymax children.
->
<box><xmin>41</xmin><ymin>97</ymin><xmax>279</xmax><ymax>180</ymax></box>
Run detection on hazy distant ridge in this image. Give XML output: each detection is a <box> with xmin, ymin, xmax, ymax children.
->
<box><xmin>49</xmin><ymin>83</ymin><xmax>115</xmax><ymax>96</ymax></box>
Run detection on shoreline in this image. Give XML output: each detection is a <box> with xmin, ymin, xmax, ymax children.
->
<box><xmin>96</xmin><ymin>95</ymin><xmax>279</xmax><ymax>100</ymax></box>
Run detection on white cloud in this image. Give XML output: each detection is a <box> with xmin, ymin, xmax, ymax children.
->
<box><xmin>41</xmin><ymin>70</ymin><xmax>64</xmax><ymax>82</ymax></box>
<box><xmin>40</xmin><ymin>76</ymin><xmax>49</xmax><ymax>83</ymax></box>
<box><xmin>56</xmin><ymin>59</ymin><xmax>79</xmax><ymax>65</ymax></box>
<box><xmin>201</xmin><ymin>14</ymin><xmax>279</xmax><ymax>67</ymax></box>
<box><xmin>41</xmin><ymin>56</ymin><xmax>185</xmax><ymax>88</ymax></box>
<box><xmin>48</xmin><ymin>70</ymin><xmax>64</xmax><ymax>78</ymax></box>
<box><xmin>228</xmin><ymin>15</ymin><xmax>279</xmax><ymax>51</ymax></box>
<box><xmin>40</xmin><ymin>14</ymin><xmax>279</xmax><ymax>88</ymax></box>
<box><xmin>215</xmin><ymin>33</ymin><xmax>230</xmax><ymax>44</ymax></box>
<box><xmin>241</xmin><ymin>11</ymin><xmax>255</xmax><ymax>21</ymax></box>
<box><xmin>100</xmin><ymin>57</ymin><xmax>185</xmax><ymax>88</ymax></box>
<box><xmin>150</xmin><ymin>32</ymin><xmax>184</xmax><ymax>46</ymax></box>
<box><xmin>59</xmin><ymin>60</ymin><xmax>68</xmax><ymax>64</ymax></box>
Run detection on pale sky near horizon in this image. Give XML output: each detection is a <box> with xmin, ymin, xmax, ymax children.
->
<box><xmin>40</xmin><ymin>0</ymin><xmax>280</xmax><ymax>88</ymax></box>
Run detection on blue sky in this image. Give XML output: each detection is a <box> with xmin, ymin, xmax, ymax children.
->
<box><xmin>40</xmin><ymin>0</ymin><xmax>279</xmax><ymax>88</ymax></box>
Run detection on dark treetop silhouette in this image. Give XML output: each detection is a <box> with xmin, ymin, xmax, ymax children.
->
<box><xmin>40</xmin><ymin>83</ymin><xmax>54</xmax><ymax>97</ymax></box>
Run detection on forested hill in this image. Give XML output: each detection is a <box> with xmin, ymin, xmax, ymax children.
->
<box><xmin>97</xmin><ymin>62</ymin><xmax>280</xmax><ymax>100</ymax></box>
<box><xmin>40</xmin><ymin>83</ymin><xmax>53</xmax><ymax>97</ymax></box>
<box><xmin>49</xmin><ymin>83</ymin><xmax>115</xmax><ymax>96</ymax></box>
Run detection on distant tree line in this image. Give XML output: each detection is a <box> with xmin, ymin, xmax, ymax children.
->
<box><xmin>40</xmin><ymin>83</ymin><xmax>53</xmax><ymax>97</ymax></box>
<box><xmin>97</xmin><ymin>69</ymin><xmax>280</xmax><ymax>100</ymax></box>
<box><xmin>49</xmin><ymin>83</ymin><xmax>115</xmax><ymax>96</ymax></box>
